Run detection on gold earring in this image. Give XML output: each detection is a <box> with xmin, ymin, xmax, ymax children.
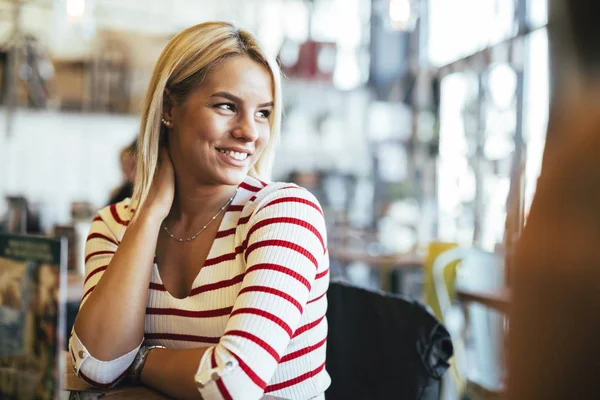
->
<box><xmin>161</xmin><ymin>117</ymin><xmax>172</xmax><ymax>127</ymax></box>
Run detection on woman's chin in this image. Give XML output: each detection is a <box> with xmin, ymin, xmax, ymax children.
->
<box><xmin>216</xmin><ymin>169</ymin><xmax>249</xmax><ymax>186</ymax></box>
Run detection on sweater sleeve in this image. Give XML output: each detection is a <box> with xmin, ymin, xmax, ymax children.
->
<box><xmin>68</xmin><ymin>209</ymin><xmax>142</xmax><ymax>387</ymax></box>
<box><xmin>195</xmin><ymin>185</ymin><xmax>327</xmax><ymax>400</ymax></box>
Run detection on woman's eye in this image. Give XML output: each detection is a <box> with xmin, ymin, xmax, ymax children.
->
<box><xmin>256</xmin><ymin>110</ymin><xmax>271</xmax><ymax>119</ymax></box>
<box><xmin>215</xmin><ymin>103</ymin><xmax>235</xmax><ymax>112</ymax></box>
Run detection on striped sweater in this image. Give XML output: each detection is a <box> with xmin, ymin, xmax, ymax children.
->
<box><xmin>69</xmin><ymin>175</ymin><xmax>331</xmax><ymax>400</ymax></box>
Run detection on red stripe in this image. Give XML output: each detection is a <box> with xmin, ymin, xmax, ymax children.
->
<box><xmin>84</xmin><ymin>265</ymin><xmax>108</xmax><ymax>285</ymax></box>
<box><xmin>229</xmin><ymin>308</ymin><xmax>292</xmax><ymax>337</ymax></box>
<box><xmin>238</xmin><ymin>286</ymin><xmax>303</xmax><ymax>313</ymax></box>
<box><xmin>79</xmin><ymin>368</ymin><xmax>129</xmax><ymax>389</ymax></box>
<box><xmin>262</xmin><ymin>197</ymin><xmax>323</xmax><ymax>215</ymax></box>
<box><xmin>85</xmin><ymin>250</ymin><xmax>115</xmax><ymax>263</ymax></box>
<box><xmin>189</xmin><ymin>274</ymin><xmax>244</xmax><ymax>296</ymax></box>
<box><xmin>229</xmin><ymin>349</ymin><xmax>266</xmax><ymax>389</ymax></box>
<box><xmin>293</xmin><ymin>315</ymin><xmax>325</xmax><ymax>338</ymax></box>
<box><xmin>265</xmin><ymin>362</ymin><xmax>326</xmax><ymax>392</ymax></box>
<box><xmin>146</xmin><ymin>306</ymin><xmax>232</xmax><ymax>318</ymax></box>
<box><xmin>203</xmin><ymin>252</ymin><xmax>237</xmax><ymax>267</ymax></box>
<box><xmin>308</xmin><ymin>290</ymin><xmax>327</xmax><ymax>304</ymax></box>
<box><xmin>246</xmin><ymin>217</ymin><xmax>325</xmax><ymax>254</ymax></box>
<box><xmin>86</xmin><ymin>233</ymin><xmax>119</xmax><ymax>246</ymax></box>
<box><xmin>110</xmin><ymin>204</ymin><xmax>129</xmax><ymax>226</ymax></box>
<box><xmin>240</xmin><ymin>182</ymin><xmax>262</xmax><ymax>192</ymax></box>
<box><xmin>280</xmin><ymin>337</ymin><xmax>327</xmax><ymax>363</ymax></box>
<box><xmin>145</xmin><ymin>333</ymin><xmax>220</xmax><ymax>344</ymax></box>
<box><xmin>224</xmin><ymin>330</ymin><xmax>280</xmax><ymax>361</ymax></box>
<box><xmin>316</xmin><ymin>268</ymin><xmax>329</xmax><ymax>280</ymax></box>
<box><xmin>282</xmin><ymin>185</ymin><xmax>298</xmax><ymax>189</ymax></box>
<box><xmin>258</xmin><ymin>179</ymin><xmax>268</xmax><ymax>186</ymax></box>
<box><xmin>238</xmin><ymin>215</ymin><xmax>251</xmax><ymax>225</ymax></box>
<box><xmin>227</xmin><ymin>205</ymin><xmax>244</xmax><ymax>212</ymax></box>
<box><xmin>246</xmin><ymin>263</ymin><xmax>311</xmax><ymax>290</ymax></box>
<box><xmin>210</xmin><ymin>351</ymin><xmax>233</xmax><ymax>400</ymax></box>
<box><xmin>92</xmin><ymin>216</ymin><xmax>102</xmax><ymax>222</ymax></box>
<box><xmin>245</xmin><ymin>240</ymin><xmax>318</xmax><ymax>269</ymax></box>
<box><xmin>215</xmin><ymin>227</ymin><xmax>236</xmax><ymax>239</ymax></box>
<box><xmin>81</xmin><ymin>285</ymin><xmax>96</xmax><ymax>302</ymax></box>
<box><xmin>249</xmin><ymin>195</ymin><xmax>257</xmax><ymax>202</ymax></box>
<box><xmin>149</xmin><ymin>282</ymin><xmax>166</xmax><ymax>291</ymax></box>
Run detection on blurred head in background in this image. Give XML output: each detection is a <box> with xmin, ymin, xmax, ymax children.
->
<box><xmin>132</xmin><ymin>21</ymin><xmax>282</xmax><ymax>214</ymax></box>
<box><xmin>120</xmin><ymin>138</ymin><xmax>137</xmax><ymax>185</ymax></box>
<box><xmin>108</xmin><ymin>138</ymin><xmax>137</xmax><ymax>205</ymax></box>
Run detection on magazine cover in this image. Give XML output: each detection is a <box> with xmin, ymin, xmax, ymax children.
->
<box><xmin>0</xmin><ymin>232</ymin><xmax>67</xmax><ymax>400</ymax></box>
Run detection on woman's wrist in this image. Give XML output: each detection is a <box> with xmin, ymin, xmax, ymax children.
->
<box><xmin>129</xmin><ymin>345</ymin><xmax>166</xmax><ymax>384</ymax></box>
<box><xmin>136</xmin><ymin>207</ymin><xmax>168</xmax><ymax>227</ymax></box>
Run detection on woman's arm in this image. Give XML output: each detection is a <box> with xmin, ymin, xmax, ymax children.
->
<box><xmin>73</xmin><ymin>150</ymin><xmax>175</xmax><ymax>361</ymax></box>
<box><xmin>74</xmin><ymin>211</ymin><xmax>163</xmax><ymax>360</ymax></box>
<box><xmin>141</xmin><ymin>347</ymin><xmax>209</xmax><ymax>400</ymax></box>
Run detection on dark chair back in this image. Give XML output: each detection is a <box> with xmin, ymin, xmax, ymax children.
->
<box><xmin>325</xmin><ymin>280</ymin><xmax>453</xmax><ymax>400</ymax></box>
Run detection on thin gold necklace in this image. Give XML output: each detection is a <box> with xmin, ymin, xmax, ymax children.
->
<box><xmin>162</xmin><ymin>188</ymin><xmax>238</xmax><ymax>243</ymax></box>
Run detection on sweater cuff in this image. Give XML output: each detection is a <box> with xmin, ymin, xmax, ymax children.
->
<box><xmin>69</xmin><ymin>329</ymin><xmax>142</xmax><ymax>387</ymax></box>
<box><xmin>195</xmin><ymin>346</ymin><xmax>244</xmax><ymax>399</ymax></box>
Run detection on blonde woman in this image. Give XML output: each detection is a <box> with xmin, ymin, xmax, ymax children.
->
<box><xmin>70</xmin><ymin>22</ymin><xmax>330</xmax><ymax>400</ymax></box>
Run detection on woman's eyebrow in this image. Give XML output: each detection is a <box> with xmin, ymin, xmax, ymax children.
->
<box><xmin>211</xmin><ymin>91</ymin><xmax>240</xmax><ymax>102</ymax></box>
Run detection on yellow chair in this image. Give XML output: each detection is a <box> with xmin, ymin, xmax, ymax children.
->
<box><xmin>422</xmin><ymin>242</ymin><xmax>459</xmax><ymax>321</ymax></box>
<box><xmin>422</xmin><ymin>242</ymin><xmax>464</xmax><ymax>397</ymax></box>
<box><xmin>430</xmin><ymin>246</ymin><xmax>505</xmax><ymax>400</ymax></box>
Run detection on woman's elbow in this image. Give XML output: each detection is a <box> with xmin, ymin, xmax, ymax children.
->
<box><xmin>69</xmin><ymin>331</ymin><xmax>140</xmax><ymax>387</ymax></box>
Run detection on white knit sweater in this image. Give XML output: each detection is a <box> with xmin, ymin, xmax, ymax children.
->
<box><xmin>69</xmin><ymin>175</ymin><xmax>331</xmax><ymax>400</ymax></box>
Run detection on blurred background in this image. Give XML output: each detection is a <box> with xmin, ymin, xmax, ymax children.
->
<box><xmin>0</xmin><ymin>0</ymin><xmax>554</xmax><ymax>398</ymax></box>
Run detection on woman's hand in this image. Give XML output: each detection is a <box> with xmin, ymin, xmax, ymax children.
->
<box><xmin>143</xmin><ymin>148</ymin><xmax>175</xmax><ymax>221</ymax></box>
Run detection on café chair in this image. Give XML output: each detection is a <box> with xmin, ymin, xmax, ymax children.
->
<box><xmin>325</xmin><ymin>279</ymin><xmax>453</xmax><ymax>400</ymax></box>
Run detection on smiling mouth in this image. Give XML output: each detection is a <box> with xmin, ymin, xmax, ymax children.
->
<box><xmin>217</xmin><ymin>148</ymin><xmax>249</xmax><ymax>161</ymax></box>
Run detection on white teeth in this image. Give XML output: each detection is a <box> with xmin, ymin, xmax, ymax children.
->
<box><xmin>218</xmin><ymin>149</ymin><xmax>248</xmax><ymax>161</ymax></box>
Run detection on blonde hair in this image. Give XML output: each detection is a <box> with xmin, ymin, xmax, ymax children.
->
<box><xmin>131</xmin><ymin>21</ymin><xmax>282</xmax><ymax>219</ymax></box>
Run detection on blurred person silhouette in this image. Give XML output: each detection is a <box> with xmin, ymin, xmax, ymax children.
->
<box><xmin>1</xmin><ymin>196</ymin><xmax>42</xmax><ymax>234</ymax></box>
<box><xmin>107</xmin><ymin>138</ymin><xmax>137</xmax><ymax>205</ymax></box>
<box><xmin>508</xmin><ymin>1</ymin><xmax>600</xmax><ymax>399</ymax></box>
<box><xmin>70</xmin><ymin>22</ymin><xmax>330</xmax><ymax>400</ymax></box>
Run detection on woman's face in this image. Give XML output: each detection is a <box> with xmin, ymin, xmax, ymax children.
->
<box><xmin>166</xmin><ymin>55</ymin><xmax>274</xmax><ymax>187</ymax></box>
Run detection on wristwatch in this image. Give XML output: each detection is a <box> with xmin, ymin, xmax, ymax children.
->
<box><xmin>129</xmin><ymin>345</ymin><xmax>166</xmax><ymax>383</ymax></box>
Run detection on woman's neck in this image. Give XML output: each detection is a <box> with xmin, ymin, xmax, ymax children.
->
<box><xmin>168</xmin><ymin>180</ymin><xmax>238</xmax><ymax>228</ymax></box>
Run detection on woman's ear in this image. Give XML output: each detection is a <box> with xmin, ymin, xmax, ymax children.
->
<box><xmin>162</xmin><ymin>89</ymin><xmax>174</xmax><ymax>123</ymax></box>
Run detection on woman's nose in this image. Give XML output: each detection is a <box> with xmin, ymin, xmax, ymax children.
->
<box><xmin>231</xmin><ymin>113</ymin><xmax>259</xmax><ymax>142</ymax></box>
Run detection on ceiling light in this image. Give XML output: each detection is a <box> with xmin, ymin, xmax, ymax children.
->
<box><xmin>389</xmin><ymin>0</ymin><xmax>416</xmax><ymax>31</ymax></box>
<box><xmin>66</xmin><ymin>0</ymin><xmax>86</xmax><ymax>19</ymax></box>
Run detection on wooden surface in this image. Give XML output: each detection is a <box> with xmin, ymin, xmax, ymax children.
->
<box><xmin>456</xmin><ymin>287</ymin><xmax>511</xmax><ymax>312</ymax></box>
<box><xmin>328</xmin><ymin>246</ymin><xmax>423</xmax><ymax>270</ymax></box>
